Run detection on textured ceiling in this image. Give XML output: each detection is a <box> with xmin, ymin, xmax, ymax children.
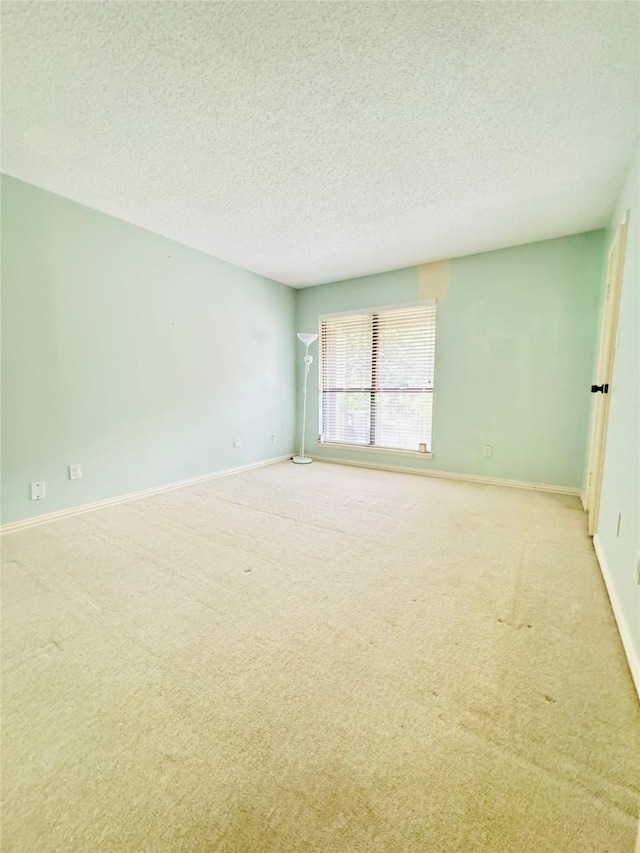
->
<box><xmin>2</xmin><ymin>2</ymin><xmax>639</xmax><ymax>287</ymax></box>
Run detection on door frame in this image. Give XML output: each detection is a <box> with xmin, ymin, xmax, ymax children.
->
<box><xmin>585</xmin><ymin>212</ymin><xmax>629</xmax><ymax>536</ymax></box>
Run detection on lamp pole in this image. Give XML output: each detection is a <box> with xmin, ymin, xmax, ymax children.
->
<box><xmin>293</xmin><ymin>332</ymin><xmax>318</xmax><ymax>464</ymax></box>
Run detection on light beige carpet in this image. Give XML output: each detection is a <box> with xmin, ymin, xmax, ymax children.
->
<box><xmin>1</xmin><ymin>461</ymin><xmax>638</xmax><ymax>851</ymax></box>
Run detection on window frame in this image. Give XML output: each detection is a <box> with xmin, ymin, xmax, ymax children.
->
<box><xmin>318</xmin><ymin>302</ymin><xmax>436</xmax><ymax>457</ymax></box>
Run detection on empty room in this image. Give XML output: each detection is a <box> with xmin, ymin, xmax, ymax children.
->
<box><xmin>1</xmin><ymin>1</ymin><xmax>639</xmax><ymax>850</ymax></box>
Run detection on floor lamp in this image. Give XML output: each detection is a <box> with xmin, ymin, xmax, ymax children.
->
<box><xmin>293</xmin><ymin>332</ymin><xmax>318</xmax><ymax>464</ymax></box>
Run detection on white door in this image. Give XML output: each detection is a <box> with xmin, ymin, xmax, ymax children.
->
<box><xmin>585</xmin><ymin>214</ymin><xmax>629</xmax><ymax>536</ymax></box>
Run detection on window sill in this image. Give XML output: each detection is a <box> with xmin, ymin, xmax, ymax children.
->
<box><xmin>316</xmin><ymin>441</ymin><xmax>433</xmax><ymax>460</ymax></box>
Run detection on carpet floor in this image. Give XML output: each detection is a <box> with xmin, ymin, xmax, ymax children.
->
<box><xmin>1</xmin><ymin>461</ymin><xmax>638</xmax><ymax>851</ymax></box>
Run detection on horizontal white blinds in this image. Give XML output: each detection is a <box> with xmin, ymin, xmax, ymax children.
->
<box><xmin>320</xmin><ymin>303</ymin><xmax>436</xmax><ymax>452</ymax></box>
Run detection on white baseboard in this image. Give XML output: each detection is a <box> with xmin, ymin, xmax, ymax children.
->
<box><xmin>311</xmin><ymin>455</ymin><xmax>580</xmax><ymax>496</ymax></box>
<box><xmin>0</xmin><ymin>455</ymin><xmax>292</xmax><ymax>536</ymax></box>
<box><xmin>593</xmin><ymin>534</ymin><xmax>640</xmax><ymax>702</ymax></box>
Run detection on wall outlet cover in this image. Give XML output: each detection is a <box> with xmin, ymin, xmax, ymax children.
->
<box><xmin>30</xmin><ymin>482</ymin><xmax>46</xmax><ymax>501</ymax></box>
<box><xmin>69</xmin><ymin>464</ymin><xmax>82</xmax><ymax>480</ymax></box>
<box><xmin>483</xmin><ymin>445</ymin><xmax>493</xmax><ymax>457</ymax></box>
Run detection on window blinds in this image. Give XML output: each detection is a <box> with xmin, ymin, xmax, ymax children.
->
<box><xmin>320</xmin><ymin>303</ymin><xmax>436</xmax><ymax>452</ymax></box>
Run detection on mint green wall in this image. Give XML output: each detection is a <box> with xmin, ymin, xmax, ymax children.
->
<box><xmin>1</xmin><ymin>175</ymin><xmax>296</xmax><ymax>524</ymax></box>
<box><xmin>0</xmin><ymin>174</ymin><xmax>609</xmax><ymax>527</ymax></box>
<box><xmin>595</xmin><ymin>141</ymin><xmax>639</xmax><ymax>668</ymax></box>
<box><xmin>295</xmin><ymin>231</ymin><xmax>605</xmax><ymax>488</ymax></box>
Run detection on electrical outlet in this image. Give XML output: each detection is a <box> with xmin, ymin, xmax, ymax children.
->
<box><xmin>616</xmin><ymin>511</ymin><xmax>622</xmax><ymax>537</ymax></box>
<box><xmin>636</xmin><ymin>552</ymin><xmax>640</xmax><ymax>586</ymax></box>
<box><xmin>271</xmin><ymin>433</ymin><xmax>278</xmax><ymax>443</ymax></box>
<box><xmin>30</xmin><ymin>482</ymin><xmax>46</xmax><ymax>501</ymax></box>
<box><xmin>483</xmin><ymin>445</ymin><xmax>492</xmax><ymax>458</ymax></box>
<box><xmin>234</xmin><ymin>439</ymin><xmax>244</xmax><ymax>448</ymax></box>
<box><xmin>69</xmin><ymin>464</ymin><xmax>82</xmax><ymax>480</ymax></box>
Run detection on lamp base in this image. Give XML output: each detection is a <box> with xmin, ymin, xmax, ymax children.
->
<box><xmin>292</xmin><ymin>456</ymin><xmax>313</xmax><ymax>465</ymax></box>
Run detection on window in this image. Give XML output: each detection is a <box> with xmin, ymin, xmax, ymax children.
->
<box><xmin>319</xmin><ymin>303</ymin><xmax>436</xmax><ymax>453</ymax></box>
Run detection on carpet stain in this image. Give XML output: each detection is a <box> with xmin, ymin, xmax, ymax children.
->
<box><xmin>1</xmin><ymin>461</ymin><xmax>638</xmax><ymax>852</ymax></box>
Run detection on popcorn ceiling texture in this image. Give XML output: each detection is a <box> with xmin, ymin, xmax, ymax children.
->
<box><xmin>2</xmin><ymin>1</ymin><xmax>639</xmax><ymax>286</ymax></box>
